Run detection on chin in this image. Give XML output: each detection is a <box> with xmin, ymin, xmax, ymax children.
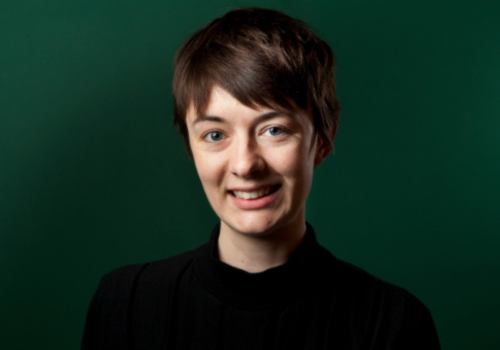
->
<box><xmin>221</xmin><ymin>209</ymin><xmax>295</xmax><ymax>238</ymax></box>
<box><xmin>222</xmin><ymin>215</ymin><xmax>279</xmax><ymax>237</ymax></box>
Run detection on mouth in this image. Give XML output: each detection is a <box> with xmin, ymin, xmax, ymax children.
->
<box><xmin>229</xmin><ymin>185</ymin><xmax>281</xmax><ymax>200</ymax></box>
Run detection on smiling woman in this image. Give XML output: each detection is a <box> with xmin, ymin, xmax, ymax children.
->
<box><xmin>187</xmin><ymin>86</ymin><xmax>327</xmax><ymax>248</ymax></box>
<box><xmin>81</xmin><ymin>7</ymin><xmax>440</xmax><ymax>350</ymax></box>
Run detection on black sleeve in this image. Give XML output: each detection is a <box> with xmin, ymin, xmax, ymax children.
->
<box><xmin>393</xmin><ymin>298</ymin><xmax>440</xmax><ymax>350</ymax></box>
<box><xmin>406</xmin><ymin>305</ymin><xmax>440</xmax><ymax>350</ymax></box>
<box><xmin>81</xmin><ymin>264</ymin><xmax>147</xmax><ymax>350</ymax></box>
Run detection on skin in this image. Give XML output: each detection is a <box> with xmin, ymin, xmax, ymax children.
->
<box><xmin>186</xmin><ymin>85</ymin><xmax>333</xmax><ymax>272</ymax></box>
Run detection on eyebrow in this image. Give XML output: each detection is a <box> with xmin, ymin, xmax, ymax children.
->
<box><xmin>192</xmin><ymin>111</ymin><xmax>293</xmax><ymax>126</ymax></box>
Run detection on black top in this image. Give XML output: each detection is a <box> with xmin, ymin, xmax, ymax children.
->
<box><xmin>82</xmin><ymin>223</ymin><xmax>440</xmax><ymax>349</ymax></box>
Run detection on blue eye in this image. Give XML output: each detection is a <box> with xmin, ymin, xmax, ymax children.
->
<box><xmin>264</xmin><ymin>127</ymin><xmax>283</xmax><ymax>136</ymax></box>
<box><xmin>204</xmin><ymin>131</ymin><xmax>224</xmax><ymax>142</ymax></box>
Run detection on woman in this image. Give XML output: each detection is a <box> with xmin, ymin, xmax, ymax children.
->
<box><xmin>82</xmin><ymin>7</ymin><xmax>440</xmax><ymax>349</ymax></box>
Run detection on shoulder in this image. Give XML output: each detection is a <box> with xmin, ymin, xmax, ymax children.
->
<box><xmin>319</xmin><ymin>249</ymin><xmax>439</xmax><ymax>348</ymax></box>
<box><xmin>82</xmin><ymin>246</ymin><xmax>203</xmax><ymax>348</ymax></box>
<box><xmin>97</xmin><ymin>246</ymin><xmax>200</xmax><ymax>296</ymax></box>
<box><xmin>88</xmin><ymin>245</ymin><xmax>203</xmax><ymax>314</ymax></box>
<box><xmin>320</xmin><ymin>247</ymin><xmax>432</xmax><ymax>319</ymax></box>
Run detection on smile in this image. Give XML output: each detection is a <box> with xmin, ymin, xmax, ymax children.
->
<box><xmin>230</xmin><ymin>185</ymin><xmax>280</xmax><ymax>200</ymax></box>
<box><xmin>229</xmin><ymin>185</ymin><xmax>281</xmax><ymax>210</ymax></box>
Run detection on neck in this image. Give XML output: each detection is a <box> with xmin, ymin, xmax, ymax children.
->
<box><xmin>217</xmin><ymin>218</ymin><xmax>307</xmax><ymax>273</ymax></box>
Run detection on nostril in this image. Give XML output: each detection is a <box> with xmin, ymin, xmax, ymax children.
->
<box><xmin>231</xmin><ymin>155</ymin><xmax>265</xmax><ymax>177</ymax></box>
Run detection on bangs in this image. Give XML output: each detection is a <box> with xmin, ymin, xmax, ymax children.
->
<box><xmin>177</xmin><ymin>41</ymin><xmax>302</xmax><ymax>120</ymax></box>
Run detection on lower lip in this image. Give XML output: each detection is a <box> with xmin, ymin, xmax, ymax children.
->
<box><xmin>229</xmin><ymin>187</ymin><xmax>280</xmax><ymax>210</ymax></box>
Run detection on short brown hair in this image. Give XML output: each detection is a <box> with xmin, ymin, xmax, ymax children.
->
<box><xmin>172</xmin><ymin>7</ymin><xmax>340</xmax><ymax>155</ymax></box>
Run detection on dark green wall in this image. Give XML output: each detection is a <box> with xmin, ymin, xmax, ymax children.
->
<box><xmin>1</xmin><ymin>0</ymin><xmax>499</xmax><ymax>349</ymax></box>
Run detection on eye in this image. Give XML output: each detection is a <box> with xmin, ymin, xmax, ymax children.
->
<box><xmin>203</xmin><ymin>131</ymin><xmax>225</xmax><ymax>142</ymax></box>
<box><xmin>263</xmin><ymin>126</ymin><xmax>285</xmax><ymax>136</ymax></box>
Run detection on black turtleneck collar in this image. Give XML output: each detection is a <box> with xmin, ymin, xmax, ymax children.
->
<box><xmin>193</xmin><ymin>222</ymin><xmax>329</xmax><ymax>310</ymax></box>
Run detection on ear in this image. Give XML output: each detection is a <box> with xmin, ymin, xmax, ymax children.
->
<box><xmin>314</xmin><ymin>124</ymin><xmax>338</xmax><ymax>166</ymax></box>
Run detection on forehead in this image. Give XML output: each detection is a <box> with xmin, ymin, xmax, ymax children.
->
<box><xmin>206</xmin><ymin>86</ymin><xmax>252</xmax><ymax>113</ymax></box>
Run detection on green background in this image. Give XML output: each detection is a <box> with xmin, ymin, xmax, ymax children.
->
<box><xmin>1</xmin><ymin>0</ymin><xmax>499</xmax><ymax>349</ymax></box>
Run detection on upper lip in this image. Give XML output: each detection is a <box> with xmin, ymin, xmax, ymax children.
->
<box><xmin>227</xmin><ymin>184</ymin><xmax>279</xmax><ymax>192</ymax></box>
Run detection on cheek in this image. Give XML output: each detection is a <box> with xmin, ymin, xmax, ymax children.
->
<box><xmin>193</xmin><ymin>153</ymin><xmax>226</xmax><ymax>188</ymax></box>
<box><xmin>269</xmin><ymin>145</ymin><xmax>314</xmax><ymax>184</ymax></box>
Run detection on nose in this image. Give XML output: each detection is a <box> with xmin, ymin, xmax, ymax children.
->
<box><xmin>229</xmin><ymin>136</ymin><xmax>265</xmax><ymax>178</ymax></box>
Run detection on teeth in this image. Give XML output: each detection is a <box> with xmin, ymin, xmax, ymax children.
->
<box><xmin>233</xmin><ymin>186</ymin><xmax>273</xmax><ymax>199</ymax></box>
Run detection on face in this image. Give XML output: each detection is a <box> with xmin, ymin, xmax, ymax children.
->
<box><xmin>186</xmin><ymin>86</ymin><xmax>331</xmax><ymax>238</ymax></box>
